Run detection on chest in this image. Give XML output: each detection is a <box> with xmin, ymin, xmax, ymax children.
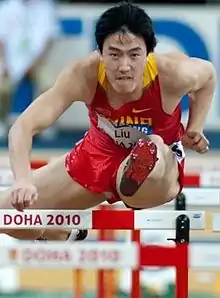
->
<box><xmin>94</xmin><ymin>83</ymin><xmax>167</xmax><ymax>129</ymax></box>
<box><xmin>94</xmin><ymin>86</ymin><xmax>172</xmax><ymax>148</ymax></box>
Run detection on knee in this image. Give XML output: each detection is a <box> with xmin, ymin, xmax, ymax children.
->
<box><xmin>147</xmin><ymin>135</ymin><xmax>169</xmax><ymax>160</ymax></box>
<box><xmin>147</xmin><ymin>135</ymin><xmax>164</xmax><ymax>147</ymax></box>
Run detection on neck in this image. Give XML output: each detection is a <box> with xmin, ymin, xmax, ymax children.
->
<box><xmin>107</xmin><ymin>84</ymin><xmax>143</xmax><ymax>109</ymax></box>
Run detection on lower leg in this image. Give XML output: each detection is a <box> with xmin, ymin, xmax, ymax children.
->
<box><xmin>39</xmin><ymin>229</ymin><xmax>88</xmax><ymax>241</ymax></box>
<box><xmin>2</xmin><ymin>225</ymin><xmax>87</xmax><ymax>241</ymax></box>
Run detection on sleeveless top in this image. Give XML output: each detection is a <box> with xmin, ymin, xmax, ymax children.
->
<box><xmin>86</xmin><ymin>53</ymin><xmax>184</xmax><ymax>149</ymax></box>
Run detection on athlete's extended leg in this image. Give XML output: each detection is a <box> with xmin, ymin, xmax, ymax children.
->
<box><xmin>37</xmin><ymin>228</ymin><xmax>88</xmax><ymax>241</ymax></box>
<box><xmin>116</xmin><ymin>135</ymin><xmax>182</xmax><ymax>209</ymax></box>
<box><xmin>0</xmin><ymin>155</ymin><xmax>105</xmax><ymax>240</ymax></box>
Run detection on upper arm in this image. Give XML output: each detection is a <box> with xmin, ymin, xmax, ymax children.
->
<box><xmin>15</xmin><ymin>52</ymin><xmax>100</xmax><ymax>135</ymax></box>
<box><xmin>159</xmin><ymin>52</ymin><xmax>216</xmax><ymax>95</ymax></box>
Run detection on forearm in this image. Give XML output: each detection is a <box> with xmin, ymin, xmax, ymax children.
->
<box><xmin>8</xmin><ymin>121</ymin><xmax>33</xmax><ymax>182</ymax></box>
<box><xmin>186</xmin><ymin>76</ymin><xmax>215</xmax><ymax>132</ymax></box>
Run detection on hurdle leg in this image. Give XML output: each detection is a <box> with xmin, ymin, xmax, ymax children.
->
<box><xmin>131</xmin><ymin>230</ymin><xmax>141</xmax><ymax>298</ymax></box>
<box><xmin>175</xmin><ymin>244</ymin><xmax>188</xmax><ymax>298</ymax></box>
<box><xmin>97</xmin><ymin>205</ymin><xmax>117</xmax><ymax>298</ymax></box>
<box><xmin>97</xmin><ymin>217</ymin><xmax>105</xmax><ymax>298</ymax></box>
<box><xmin>175</xmin><ymin>194</ymin><xmax>188</xmax><ymax>298</ymax></box>
<box><xmin>175</xmin><ymin>215</ymin><xmax>190</xmax><ymax>298</ymax></box>
<box><xmin>74</xmin><ymin>269</ymin><xmax>83</xmax><ymax>298</ymax></box>
<box><xmin>103</xmin><ymin>228</ymin><xmax>116</xmax><ymax>298</ymax></box>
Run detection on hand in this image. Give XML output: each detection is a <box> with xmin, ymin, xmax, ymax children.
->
<box><xmin>181</xmin><ymin>131</ymin><xmax>209</xmax><ymax>154</ymax></box>
<box><xmin>11</xmin><ymin>180</ymin><xmax>38</xmax><ymax>211</ymax></box>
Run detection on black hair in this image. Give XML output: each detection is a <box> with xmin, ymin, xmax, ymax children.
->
<box><xmin>95</xmin><ymin>1</ymin><xmax>157</xmax><ymax>54</ymax></box>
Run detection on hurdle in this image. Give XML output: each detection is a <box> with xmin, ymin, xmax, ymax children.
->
<box><xmin>1</xmin><ymin>159</ymin><xmax>220</xmax><ymax>297</ymax></box>
<box><xmin>184</xmin><ymin>171</ymin><xmax>220</xmax><ymax>187</ymax></box>
<box><xmin>0</xmin><ymin>208</ymin><xmax>205</xmax><ymax>298</ymax></box>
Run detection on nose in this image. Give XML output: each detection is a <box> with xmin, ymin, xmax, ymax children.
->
<box><xmin>118</xmin><ymin>56</ymin><xmax>131</xmax><ymax>73</ymax></box>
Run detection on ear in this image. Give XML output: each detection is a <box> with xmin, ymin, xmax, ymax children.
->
<box><xmin>96</xmin><ymin>48</ymin><xmax>103</xmax><ymax>62</ymax></box>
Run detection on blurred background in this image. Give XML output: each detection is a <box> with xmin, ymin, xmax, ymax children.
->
<box><xmin>0</xmin><ymin>0</ymin><xmax>220</xmax><ymax>298</ymax></box>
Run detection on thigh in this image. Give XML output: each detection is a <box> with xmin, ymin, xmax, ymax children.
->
<box><xmin>0</xmin><ymin>154</ymin><xmax>105</xmax><ymax>210</ymax></box>
<box><xmin>116</xmin><ymin>139</ymin><xmax>180</xmax><ymax>209</ymax></box>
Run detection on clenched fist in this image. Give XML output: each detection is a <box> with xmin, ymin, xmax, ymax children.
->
<box><xmin>181</xmin><ymin>131</ymin><xmax>209</xmax><ymax>154</ymax></box>
<box><xmin>11</xmin><ymin>180</ymin><xmax>38</xmax><ymax>211</ymax></box>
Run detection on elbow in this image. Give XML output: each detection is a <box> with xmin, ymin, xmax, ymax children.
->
<box><xmin>191</xmin><ymin>61</ymin><xmax>216</xmax><ymax>92</ymax></box>
<box><xmin>207</xmin><ymin>60</ymin><xmax>216</xmax><ymax>77</ymax></box>
<box><xmin>203</xmin><ymin>61</ymin><xmax>216</xmax><ymax>87</ymax></box>
<box><xmin>203</xmin><ymin>62</ymin><xmax>216</xmax><ymax>92</ymax></box>
<box><xmin>202</xmin><ymin>61</ymin><xmax>216</xmax><ymax>87</ymax></box>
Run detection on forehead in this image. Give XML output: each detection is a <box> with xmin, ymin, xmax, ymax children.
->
<box><xmin>103</xmin><ymin>31</ymin><xmax>146</xmax><ymax>51</ymax></box>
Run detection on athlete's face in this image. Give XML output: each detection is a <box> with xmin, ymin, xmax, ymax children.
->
<box><xmin>102</xmin><ymin>32</ymin><xmax>147</xmax><ymax>93</ymax></box>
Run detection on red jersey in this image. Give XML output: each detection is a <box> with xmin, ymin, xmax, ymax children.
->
<box><xmin>65</xmin><ymin>53</ymin><xmax>186</xmax><ymax>203</ymax></box>
<box><xmin>87</xmin><ymin>53</ymin><xmax>184</xmax><ymax>148</ymax></box>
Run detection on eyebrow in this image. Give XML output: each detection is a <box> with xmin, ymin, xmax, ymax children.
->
<box><xmin>108</xmin><ymin>46</ymin><xmax>122</xmax><ymax>52</ymax></box>
<box><xmin>108</xmin><ymin>46</ymin><xmax>142</xmax><ymax>52</ymax></box>
<box><xmin>128</xmin><ymin>47</ymin><xmax>142</xmax><ymax>52</ymax></box>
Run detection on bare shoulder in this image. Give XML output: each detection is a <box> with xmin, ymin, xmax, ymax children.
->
<box><xmin>155</xmin><ymin>52</ymin><xmax>215</xmax><ymax>94</ymax></box>
<box><xmin>54</xmin><ymin>51</ymin><xmax>101</xmax><ymax>104</ymax></box>
<box><xmin>155</xmin><ymin>51</ymin><xmax>188</xmax><ymax>71</ymax></box>
<box><xmin>68</xmin><ymin>50</ymin><xmax>100</xmax><ymax>80</ymax></box>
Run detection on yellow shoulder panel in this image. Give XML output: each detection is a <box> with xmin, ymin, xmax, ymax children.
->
<box><xmin>98</xmin><ymin>62</ymin><xmax>107</xmax><ymax>90</ymax></box>
<box><xmin>143</xmin><ymin>53</ymin><xmax>158</xmax><ymax>87</ymax></box>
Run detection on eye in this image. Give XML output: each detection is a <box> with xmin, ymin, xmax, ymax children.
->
<box><xmin>131</xmin><ymin>53</ymin><xmax>140</xmax><ymax>58</ymax></box>
<box><xmin>110</xmin><ymin>53</ymin><xmax>119</xmax><ymax>58</ymax></box>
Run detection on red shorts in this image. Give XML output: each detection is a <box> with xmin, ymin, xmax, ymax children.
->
<box><xmin>65</xmin><ymin>133</ymin><xmax>185</xmax><ymax>204</ymax></box>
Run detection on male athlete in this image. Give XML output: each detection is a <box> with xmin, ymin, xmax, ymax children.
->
<box><xmin>0</xmin><ymin>2</ymin><xmax>215</xmax><ymax>241</ymax></box>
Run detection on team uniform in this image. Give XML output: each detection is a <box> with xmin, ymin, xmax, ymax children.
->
<box><xmin>65</xmin><ymin>53</ymin><xmax>185</xmax><ymax>204</ymax></box>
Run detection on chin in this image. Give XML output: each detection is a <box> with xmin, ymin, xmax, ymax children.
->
<box><xmin>114</xmin><ymin>83</ymin><xmax>136</xmax><ymax>94</ymax></box>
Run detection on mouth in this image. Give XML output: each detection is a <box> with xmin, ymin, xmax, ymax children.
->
<box><xmin>116</xmin><ymin>76</ymin><xmax>133</xmax><ymax>81</ymax></box>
